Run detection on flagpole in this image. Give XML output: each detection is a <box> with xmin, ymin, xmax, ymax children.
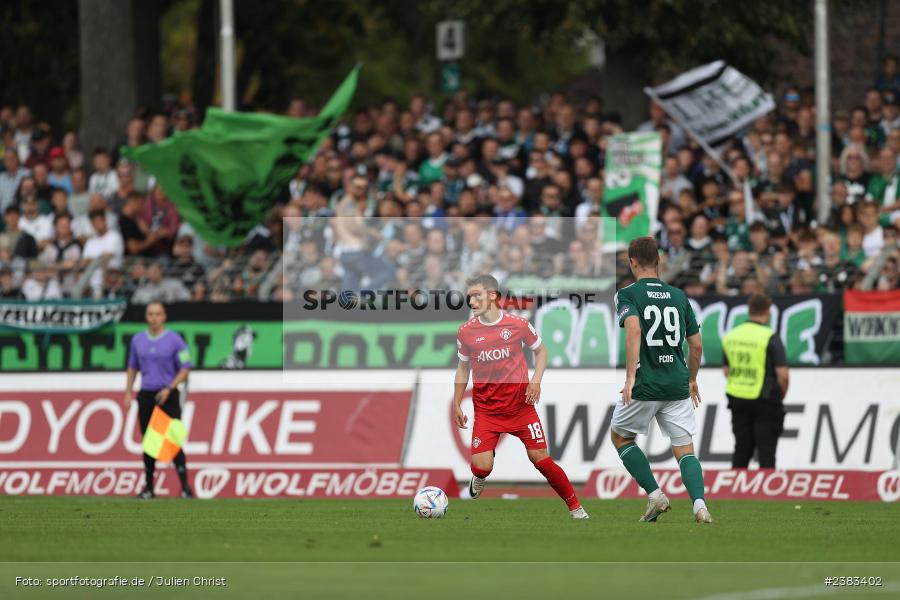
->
<box><xmin>219</xmin><ymin>0</ymin><xmax>236</xmax><ymax>112</ymax></box>
<box><xmin>814</xmin><ymin>0</ymin><xmax>832</xmax><ymax>226</ymax></box>
<box><xmin>644</xmin><ymin>87</ymin><xmax>755</xmax><ymax>222</ymax></box>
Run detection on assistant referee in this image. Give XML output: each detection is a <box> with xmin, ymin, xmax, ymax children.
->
<box><xmin>722</xmin><ymin>293</ymin><xmax>790</xmax><ymax>468</ymax></box>
<box><xmin>123</xmin><ymin>301</ymin><xmax>194</xmax><ymax>498</ymax></box>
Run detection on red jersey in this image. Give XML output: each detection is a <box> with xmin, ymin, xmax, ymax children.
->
<box><xmin>457</xmin><ymin>311</ymin><xmax>542</xmax><ymax>415</ymax></box>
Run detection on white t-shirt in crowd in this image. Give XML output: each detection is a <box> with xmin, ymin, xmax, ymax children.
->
<box><xmin>863</xmin><ymin>226</ymin><xmax>884</xmax><ymax>258</ymax></box>
<box><xmin>18</xmin><ymin>214</ymin><xmax>54</xmax><ymax>242</ymax></box>
<box><xmin>82</xmin><ymin>228</ymin><xmax>124</xmax><ymax>297</ymax></box>
<box><xmin>88</xmin><ymin>170</ymin><xmax>120</xmax><ymax>198</ymax></box>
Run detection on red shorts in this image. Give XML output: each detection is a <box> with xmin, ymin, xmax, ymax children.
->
<box><xmin>471</xmin><ymin>406</ymin><xmax>547</xmax><ymax>454</ymax></box>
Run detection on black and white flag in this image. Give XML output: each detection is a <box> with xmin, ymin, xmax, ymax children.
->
<box><xmin>645</xmin><ymin>60</ymin><xmax>775</xmax><ymax>149</ymax></box>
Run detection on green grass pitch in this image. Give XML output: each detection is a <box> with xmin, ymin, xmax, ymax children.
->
<box><xmin>1</xmin><ymin>496</ymin><xmax>898</xmax><ymax>599</ymax></box>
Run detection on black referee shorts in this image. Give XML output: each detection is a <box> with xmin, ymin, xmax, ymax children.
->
<box><xmin>137</xmin><ymin>389</ymin><xmax>182</xmax><ymax>437</ymax></box>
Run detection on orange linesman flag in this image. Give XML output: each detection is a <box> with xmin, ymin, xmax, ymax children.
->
<box><xmin>143</xmin><ymin>406</ymin><xmax>188</xmax><ymax>463</ymax></box>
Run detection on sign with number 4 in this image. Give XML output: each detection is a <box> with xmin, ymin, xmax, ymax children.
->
<box><xmin>436</xmin><ymin>21</ymin><xmax>465</xmax><ymax>61</ymax></box>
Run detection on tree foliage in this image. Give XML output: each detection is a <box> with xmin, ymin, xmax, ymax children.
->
<box><xmin>226</xmin><ymin>0</ymin><xmax>811</xmax><ymax>109</ymax></box>
<box><xmin>0</xmin><ymin>0</ymin><xmax>80</xmax><ymax>130</ymax></box>
<box><xmin>2</xmin><ymin>0</ymin><xmax>813</xmax><ymax>134</ymax></box>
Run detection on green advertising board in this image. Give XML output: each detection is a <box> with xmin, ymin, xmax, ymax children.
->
<box><xmin>0</xmin><ymin>295</ymin><xmax>840</xmax><ymax>372</ymax></box>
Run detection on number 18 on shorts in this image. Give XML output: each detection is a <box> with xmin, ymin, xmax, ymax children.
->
<box><xmin>471</xmin><ymin>406</ymin><xmax>547</xmax><ymax>453</ymax></box>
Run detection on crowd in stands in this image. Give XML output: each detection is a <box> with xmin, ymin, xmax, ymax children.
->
<box><xmin>2</xmin><ymin>55</ymin><xmax>900</xmax><ymax>304</ymax></box>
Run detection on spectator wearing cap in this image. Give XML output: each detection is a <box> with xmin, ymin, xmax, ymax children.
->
<box><xmin>88</xmin><ymin>148</ymin><xmax>119</xmax><ymax>198</ymax></box>
<box><xmin>0</xmin><ymin>151</ymin><xmax>30</xmax><ymax>213</ymax></box>
<box><xmin>24</xmin><ymin>125</ymin><xmax>52</xmax><ymax>169</ymax></box>
<box><xmin>46</xmin><ymin>147</ymin><xmax>73</xmax><ymax>194</ymax></box>
<box><xmin>490</xmin><ymin>154</ymin><xmax>523</xmax><ymax>200</ymax></box>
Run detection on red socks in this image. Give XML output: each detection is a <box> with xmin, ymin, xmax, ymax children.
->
<box><xmin>535</xmin><ymin>457</ymin><xmax>580</xmax><ymax>510</ymax></box>
<box><xmin>471</xmin><ymin>464</ymin><xmax>492</xmax><ymax>479</ymax></box>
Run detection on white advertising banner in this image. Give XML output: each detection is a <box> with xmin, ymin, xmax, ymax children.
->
<box><xmin>405</xmin><ymin>369</ymin><xmax>900</xmax><ymax>482</ymax></box>
<box><xmin>1</xmin><ymin>369</ymin><xmax>898</xmax><ymax>488</ymax></box>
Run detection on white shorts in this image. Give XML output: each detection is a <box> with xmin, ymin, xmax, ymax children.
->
<box><xmin>611</xmin><ymin>398</ymin><xmax>696</xmax><ymax>446</ymax></box>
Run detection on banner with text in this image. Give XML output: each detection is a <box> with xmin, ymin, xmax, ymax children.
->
<box><xmin>584</xmin><ymin>469</ymin><xmax>899</xmax><ymax>502</ymax></box>
<box><xmin>0</xmin><ymin>299</ymin><xmax>126</xmax><ymax>334</ymax></box>
<box><xmin>0</xmin><ymin>295</ymin><xmax>840</xmax><ymax>372</ymax></box>
<box><xmin>1</xmin><ymin>369</ymin><xmax>898</xmax><ymax>490</ymax></box>
<box><xmin>645</xmin><ymin>60</ymin><xmax>776</xmax><ymax>149</ymax></box>
<box><xmin>844</xmin><ymin>289</ymin><xmax>900</xmax><ymax>364</ymax></box>
<box><xmin>0</xmin><ymin>467</ymin><xmax>456</xmax><ymax>499</ymax></box>
<box><xmin>406</xmin><ymin>369</ymin><xmax>900</xmax><ymax>482</ymax></box>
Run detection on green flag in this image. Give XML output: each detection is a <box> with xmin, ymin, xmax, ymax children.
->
<box><xmin>601</xmin><ymin>132</ymin><xmax>662</xmax><ymax>250</ymax></box>
<box><xmin>122</xmin><ymin>66</ymin><xmax>359</xmax><ymax>246</ymax></box>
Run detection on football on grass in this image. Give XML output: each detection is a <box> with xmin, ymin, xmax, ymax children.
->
<box><xmin>413</xmin><ymin>486</ymin><xmax>449</xmax><ymax>518</ymax></box>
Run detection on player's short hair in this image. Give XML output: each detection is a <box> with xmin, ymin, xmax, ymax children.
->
<box><xmin>465</xmin><ymin>273</ymin><xmax>500</xmax><ymax>293</ymax></box>
<box><xmin>628</xmin><ymin>236</ymin><xmax>659</xmax><ymax>268</ymax></box>
<box><xmin>747</xmin><ymin>293</ymin><xmax>772</xmax><ymax>317</ymax></box>
<box><xmin>146</xmin><ymin>301</ymin><xmax>167</xmax><ymax>314</ymax></box>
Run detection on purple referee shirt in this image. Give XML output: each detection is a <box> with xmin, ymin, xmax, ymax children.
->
<box><xmin>127</xmin><ymin>330</ymin><xmax>193</xmax><ymax>391</ymax></box>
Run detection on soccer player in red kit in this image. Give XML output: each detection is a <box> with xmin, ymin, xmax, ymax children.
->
<box><xmin>453</xmin><ymin>274</ymin><xmax>588</xmax><ymax>519</ymax></box>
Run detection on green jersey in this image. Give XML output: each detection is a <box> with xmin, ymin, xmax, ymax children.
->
<box><xmin>615</xmin><ymin>277</ymin><xmax>699</xmax><ymax>401</ymax></box>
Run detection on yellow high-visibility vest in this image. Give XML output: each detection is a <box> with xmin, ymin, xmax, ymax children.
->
<box><xmin>723</xmin><ymin>321</ymin><xmax>773</xmax><ymax>400</ymax></box>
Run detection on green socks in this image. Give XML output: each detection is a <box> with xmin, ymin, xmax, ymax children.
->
<box><xmin>678</xmin><ymin>453</ymin><xmax>705</xmax><ymax>503</ymax></box>
<box><xmin>617</xmin><ymin>442</ymin><xmax>660</xmax><ymax>495</ymax></box>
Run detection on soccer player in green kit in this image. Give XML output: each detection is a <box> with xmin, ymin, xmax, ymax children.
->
<box><xmin>612</xmin><ymin>236</ymin><xmax>712</xmax><ymax>523</ymax></box>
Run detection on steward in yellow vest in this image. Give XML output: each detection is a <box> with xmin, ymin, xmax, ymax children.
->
<box><xmin>722</xmin><ymin>293</ymin><xmax>790</xmax><ymax>468</ymax></box>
